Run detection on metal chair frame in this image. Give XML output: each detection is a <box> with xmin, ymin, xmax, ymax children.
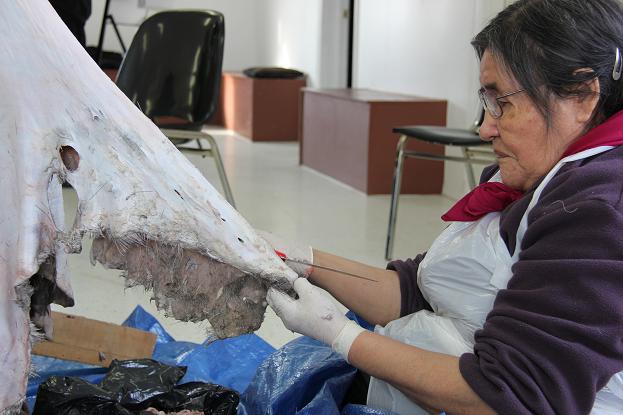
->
<box><xmin>160</xmin><ymin>129</ymin><xmax>235</xmax><ymax>207</ymax></box>
<box><xmin>385</xmin><ymin>128</ymin><xmax>494</xmax><ymax>260</ymax></box>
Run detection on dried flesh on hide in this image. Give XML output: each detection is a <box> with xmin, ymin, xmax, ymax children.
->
<box><xmin>90</xmin><ymin>238</ymin><xmax>269</xmax><ymax>338</ymax></box>
<box><xmin>0</xmin><ymin>1</ymin><xmax>296</xmax><ymax>412</ymax></box>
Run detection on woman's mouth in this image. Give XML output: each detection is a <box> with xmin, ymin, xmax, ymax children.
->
<box><xmin>493</xmin><ymin>147</ymin><xmax>511</xmax><ymax>159</ymax></box>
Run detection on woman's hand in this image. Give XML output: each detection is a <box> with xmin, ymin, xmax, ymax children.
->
<box><xmin>257</xmin><ymin>230</ymin><xmax>314</xmax><ymax>278</ymax></box>
<box><xmin>267</xmin><ymin>278</ymin><xmax>365</xmax><ymax>360</ymax></box>
<box><xmin>258</xmin><ymin>230</ymin><xmax>402</xmax><ymax>325</ymax></box>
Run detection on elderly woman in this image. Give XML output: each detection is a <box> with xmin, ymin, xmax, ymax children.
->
<box><xmin>266</xmin><ymin>0</ymin><xmax>623</xmax><ymax>414</ymax></box>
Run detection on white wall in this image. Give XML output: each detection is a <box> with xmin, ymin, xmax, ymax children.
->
<box><xmin>318</xmin><ymin>0</ymin><xmax>350</xmax><ymax>88</ymax></box>
<box><xmin>354</xmin><ymin>0</ymin><xmax>506</xmax><ymax>198</ymax></box>
<box><xmin>254</xmin><ymin>0</ymin><xmax>324</xmax><ymax>86</ymax></box>
<box><xmin>85</xmin><ymin>0</ymin><xmax>143</xmax><ymax>53</ymax></box>
<box><xmin>254</xmin><ymin>0</ymin><xmax>350</xmax><ymax>87</ymax></box>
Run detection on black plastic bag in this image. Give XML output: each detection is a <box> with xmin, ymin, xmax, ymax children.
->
<box><xmin>101</xmin><ymin>359</ymin><xmax>186</xmax><ymax>405</ymax></box>
<box><xmin>129</xmin><ymin>382</ymin><xmax>239</xmax><ymax>414</ymax></box>
<box><xmin>33</xmin><ymin>359</ymin><xmax>239</xmax><ymax>415</ymax></box>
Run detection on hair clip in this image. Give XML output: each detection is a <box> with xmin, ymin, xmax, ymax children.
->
<box><xmin>613</xmin><ymin>47</ymin><xmax>622</xmax><ymax>81</ymax></box>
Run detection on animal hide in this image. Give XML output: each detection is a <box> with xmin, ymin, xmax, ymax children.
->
<box><xmin>0</xmin><ymin>1</ymin><xmax>296</xmax><ymax>412</ymax></box>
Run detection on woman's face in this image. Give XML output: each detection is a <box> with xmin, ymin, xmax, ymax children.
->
<box><xmin>478</xmin><ymin>50</ymin><xmax>590</xmax><ymax>191</ymax></box>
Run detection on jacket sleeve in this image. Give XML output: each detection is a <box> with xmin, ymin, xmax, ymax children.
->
<box><xmin>387</xmin><ymin>253</ymin><xmax>433</xmax><ymax>317</ymax></box>
<box><xmin>459</xmin><ymin>198</ymin><xmax>623</xmax><ymax>414</ymax></box>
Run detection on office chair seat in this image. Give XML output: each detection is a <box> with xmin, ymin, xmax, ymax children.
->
<box><xmin>392</xmin><ymin>126</ymin><xmax>483</xmax><ymax>146</ymax></box>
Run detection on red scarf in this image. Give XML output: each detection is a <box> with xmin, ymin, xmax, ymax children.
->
<box><xmin>442</xmin><ymin>110</ymin><xmax>623</xmax><ymax>222</ymax></box>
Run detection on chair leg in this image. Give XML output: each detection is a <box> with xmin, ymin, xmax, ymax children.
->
<box><xmin>199</xmin><ymin>133</ymin><xmax>236</xmax><ymax>208</ymax></box>
<box><xmin>385</xmin><ymin>135</ymin><xmax>408</xmax><ymax>261</ymax></box>
<box><xmin>462</xmin><ymin>147</ymin><xmax>477</xmax><ymax>189</ymax></box>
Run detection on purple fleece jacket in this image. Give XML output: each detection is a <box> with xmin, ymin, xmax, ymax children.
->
<box><xmin>389</xmin><ymin>145</ymin><xmax>623</xmax><ymax>414</ymax></box>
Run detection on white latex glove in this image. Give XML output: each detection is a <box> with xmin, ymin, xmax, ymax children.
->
<box><xmin>267</xmin><ymin>278</ymin><xmax>366</xmax><ymax>362</ymax></box>
<box><xmin>257</xmin><ymin>230</ymin><xmax>314</xmax><ymax>278</ymax></box>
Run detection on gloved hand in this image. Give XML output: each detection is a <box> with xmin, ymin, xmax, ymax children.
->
<box><xmin>267</xmin><ymin>278</ymin><xmax>366</xmax><ymax>362</ymax></box>
<box><xmin>257</xmin><ymin>230</ymin><xmax>314</xmax><ymax>278</ymax></box>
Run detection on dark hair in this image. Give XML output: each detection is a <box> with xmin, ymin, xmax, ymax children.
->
<box><xmin>472</xmin><ymin>0</ymin><xmax>623</xmax><ymax>129</ymax></box>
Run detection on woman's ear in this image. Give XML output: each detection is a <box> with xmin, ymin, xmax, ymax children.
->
<box><xmin>575</xmin><ymin>75</ymin><xmax>601</xmax><ymax>124</ymax></box>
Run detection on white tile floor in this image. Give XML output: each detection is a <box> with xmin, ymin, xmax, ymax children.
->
<box><xmin>52</xmin><ymin>128</ymin><xmax>455</xmax><ymax>348</ymax></box>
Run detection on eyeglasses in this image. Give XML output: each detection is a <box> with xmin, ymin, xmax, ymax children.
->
<box><xmin>478</xmin><ymin>87</ymin><xmax>525</xmax><ymax>119</ymax></box>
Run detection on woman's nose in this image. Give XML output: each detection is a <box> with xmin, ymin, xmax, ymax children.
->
<box><xmin>479</xmin><ymin>112</ymin><xmax>498</xmax><ymax>142</ymax></box>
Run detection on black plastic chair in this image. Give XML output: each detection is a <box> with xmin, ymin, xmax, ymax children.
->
<box><xmin>385</xmin><ymin>111</ymin><xmax>494</xmax><ymax>260</ymax></box>
<box><xmin>116</xmin><ymin>10</ymin><xmax>235</xmax><ymax>207</ymax></box>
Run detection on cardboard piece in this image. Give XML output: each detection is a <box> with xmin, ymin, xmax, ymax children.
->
<box><xmin>32</xmin><ymin>312</ymin><xmax>157</xmax><ymax>367</ymax></box>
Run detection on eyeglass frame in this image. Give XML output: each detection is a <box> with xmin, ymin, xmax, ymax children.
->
<box><xmin>478</xmin><ymin>87</ymin><xmax>525</xmax><ymax>119</ymax></box>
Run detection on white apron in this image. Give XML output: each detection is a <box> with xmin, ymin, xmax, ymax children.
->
<box><xmin>368</xmin><ymin>146</ymin><xmax>623</xmax><ymax>414</ymax></box>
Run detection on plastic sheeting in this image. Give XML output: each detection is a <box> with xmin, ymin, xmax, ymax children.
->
<box><xmin>27</xmin><ymin>357</ymin><xmax>107</xmax><ymax>411</ymax></box>
<box><xmin>122</xmin><ymin>305</ymin><xmax>176</xmax><ymax>344</ymax></box>
<box><xmin>27</xmin><ymin>306</ymin><xmax>403</xmax><ymax>415</ymax></box>
<box><xmin>123</xmin><ymin>306</ymin><xmax>275</xmax><ymax>392</ymax></box>
<box><xmin>27</xmin><ymin>306</ymin><xmax>274</xmax><ymax>413</ymax></box>
<box><xmin>237</xmin><ymin>313</ymin><xmax>400</xmax><ymax>415</ymax></box>
<box><xmin>238</xmin><ymin>336</ymin><xmax>357</xmax><ymax>415</ymax></box>
<box><xmin>32</xmin><ymin>358</ymin><xmax>239</xmax><ymax>415</ymax></box>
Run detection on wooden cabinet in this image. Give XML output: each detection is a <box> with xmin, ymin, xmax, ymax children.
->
<box><xmin>300</xmin><ymin>88</ymin><xmax>447</xmax><ymax>194</ymax></box>
<box><xmin>219</xmin><ymin>72</ymin><xmax>306</xmax><ymax>141</ymax></box>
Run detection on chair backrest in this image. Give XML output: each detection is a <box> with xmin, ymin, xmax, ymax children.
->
<box><xmin>471</xmin><ymin>106</ymin><xmax>485</xmax><ymax>134</ymax></box>
<box><xmin>116</xmin><ymin>10</ymin><xmax>225</xmax><ymax>130</ymax></box>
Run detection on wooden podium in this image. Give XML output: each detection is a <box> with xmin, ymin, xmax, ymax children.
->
<box><xmin>300</xmin><ymin>88</ymin><xmax>447</xmax><ymax>194</ymax></box>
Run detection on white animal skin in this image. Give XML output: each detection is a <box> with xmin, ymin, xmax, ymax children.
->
<box><xmin>0</xmin><ymin>1</ymin><xmax>297</xmax><ymax>412</ymax></box>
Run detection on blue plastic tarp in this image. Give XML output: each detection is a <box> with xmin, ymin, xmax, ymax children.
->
<box><xmin>26</xmin><ymin>306</ymin><xmax>402</xmax><ymax>415</ymax></box>
<box><xmin>26</xmin><ymin>305</ymin><xmax>274</xmax><ymax>412</ymax></box>
<box><xmin>238</xmin><ymin>336</ymin><xmax>356</xmax><ymax>415</ymax></box>
<box><xmin>237</xmin><ymin>312</ymin><xmax>399</xmax><ymax>415</ymax></box>
<box><xmin>122</xmin><ymin>305</ymin><xmax>176</xmax><ymax>344</ymax></box>
<box><xmin>123</xmin><ymin>305</ymin><xmax>276</xmax><ymax>393</ymax></box>
<box><xmin>152</xmin><ymin>334</ymin><xmax>275</xmax><ymax>393</ymax></box>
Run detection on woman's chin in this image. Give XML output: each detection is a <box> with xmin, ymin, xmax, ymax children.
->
<box><xmin>499</xmin><ymin>173</ymin><xmax>529</xmax><ymax>192</ymax></box>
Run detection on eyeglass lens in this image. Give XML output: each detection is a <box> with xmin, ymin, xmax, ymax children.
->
<box><xmin>479</xmin><ymin>88</ymin><xmax>502</xmax><ymax>118</ymax></box>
